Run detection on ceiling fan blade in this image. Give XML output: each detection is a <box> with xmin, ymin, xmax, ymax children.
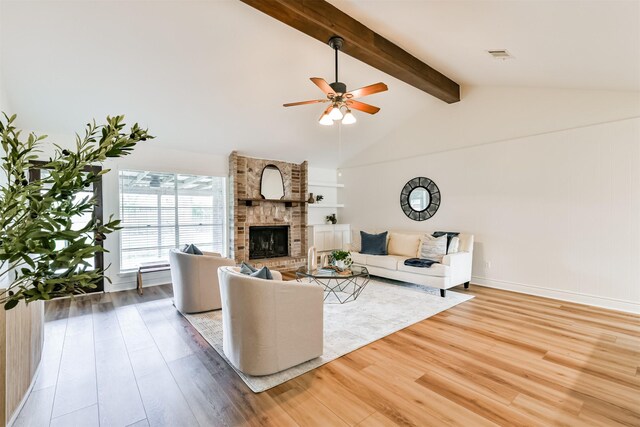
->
<box><xmin>283</xmin><ymin>99</ymin><xmax>327</xmax><ymax>107</ymax></box>
<box><xmin>346</xmin><ymin>82</ymin><xmax>388</xmax><ymax>99</ymax></box>
<box><xmin>347</xmin><ymin>100</ymin><xmax>380</xmax><ymax>114</ymax></box>
<box><xmin>310</xmin><ymin>77</ymin><xmax>336</xmax><ymax>96</ymax></box>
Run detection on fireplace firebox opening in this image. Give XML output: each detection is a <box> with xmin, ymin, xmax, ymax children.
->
<box><xmin>249</xmin><ymin>226</ymin><xmax>289</xmax><ymax>259</ymax></box>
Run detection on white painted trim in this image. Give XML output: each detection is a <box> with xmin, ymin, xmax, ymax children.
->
<box><xmin>7</xmin><ymin>359</ymin><xmax>42</xmax><ymax>427</ymax></box>
<box><xmin>472</xmin><ymin>276</ymin><xmax>640</xmax><ymax>314</ymax></box>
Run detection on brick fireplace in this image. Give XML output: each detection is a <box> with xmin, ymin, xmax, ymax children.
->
<box><xmin>228</xmin><ymin>151</ymin><xmax>308</xmax><ymax>271</ymax></box>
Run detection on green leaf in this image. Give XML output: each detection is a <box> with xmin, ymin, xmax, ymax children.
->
<box><xmin>4</xmin><ymin>299</ymin><xmax>19</xmax><ymax>310</ymax></box>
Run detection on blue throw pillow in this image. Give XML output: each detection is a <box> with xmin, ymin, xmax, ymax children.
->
<box><xmin>182</xmin><ymin>244</ymin><xmax>203</xmax><ymax>255</ymax></box>
<box><xmin>249</xmin><ymin>266</ymin><xmax>273</xmax><ymax>280</ymax></box>
<box><xmin>239</xmin><ymin>261</ymin><xmax>257</xmax><ymax>275</ymax></box>
<box><xmin>360</xmin><ymin>231</ymin><xmax>388</xmax><ymax>255</ymax></box>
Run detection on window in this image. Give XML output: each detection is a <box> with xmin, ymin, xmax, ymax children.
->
<box><xmin>119</xmin><ymin>170</ymin><xmax>226</xmax><ymax>271</ymax></box>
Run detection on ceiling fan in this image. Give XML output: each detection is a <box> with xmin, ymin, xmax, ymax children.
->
<box><xmin>284</xmin><ymin>36</ymin><xmax>388</xmax><ymax>125</ymax></box>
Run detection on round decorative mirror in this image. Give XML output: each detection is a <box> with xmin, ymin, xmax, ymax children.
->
<box><xmin>400</xmin><ymin>177</ymin><xmax>440</xmax><ymax>221</ymax></box>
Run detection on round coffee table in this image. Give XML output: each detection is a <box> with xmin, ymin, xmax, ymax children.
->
<box><xmin>295</xmin><ymin>265</ymin><xmax>370</xmax><ymax>304</ymax></box>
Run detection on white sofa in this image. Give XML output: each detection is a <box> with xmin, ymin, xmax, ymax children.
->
<box><xmin>349</xmin><ymin>231</ymin><xmax>474</xmax><ymax>297</ymax></box>
<box><xmin>169</xmin><ymin>249</ymin><xmax>236</xmax><ymax>313</ymax></box>
<box><xmin>218</xmin><ymin>266</ymin><xmax>324</xmax><ymax>376</ymax></box>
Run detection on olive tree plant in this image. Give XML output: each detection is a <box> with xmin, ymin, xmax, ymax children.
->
<box><xmin>0</xmin><ymin>113</ymin><xmax>153</xmax><ymax>309</ymax></box>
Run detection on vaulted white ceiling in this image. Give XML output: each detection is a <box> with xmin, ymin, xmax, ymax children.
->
<box><xmin>1</xmin><ymin>0</ymin><xmax>638</xmax><ymax>168</ymax></box>
<box><xmin>330</xmin><ymin>0</ymin><xmax>640</xmax><ymax>91</ymax></box>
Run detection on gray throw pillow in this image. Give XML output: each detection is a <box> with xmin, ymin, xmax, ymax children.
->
<box><xmin>432</xmin><ymin>231</ymin><xmax>460</xmax><ymax>254</ymax></box>
<box><xmin>249</xmin><ymin>266</ymin><xmax>273</xmax><ymax>280</ymax></box>
<box><xmin>360</xmin><ymin>231</ymin><xmax>388</xmax><ymax>255</ymax></box>
<box><xmin>182</xmin><ymin>244</ymin><xmax>203</xmax><ymax>255</ymax></box>
<box><xmin>420</xmin><ymin>234</ymin><xmax>447</xmax><ymax>262</ymax></box>
<box><xmin>240</xmin><ymin>262</ymin><xmax>257</xmax><ymax>275</ymax></box>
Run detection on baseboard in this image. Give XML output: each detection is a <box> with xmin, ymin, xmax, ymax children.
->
<box><xmin>471</xmin><ymin>276</ymin><xmax>640</xmax><ymax>314</ymax></box>
<box><xmin>7</xmin><ymin>359</ymin><xmax>42</xmax><ymax>427</ymax></box>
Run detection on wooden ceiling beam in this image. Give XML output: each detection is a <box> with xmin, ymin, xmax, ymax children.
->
<box><xmin>240</xmin><ymin>0</ymin><xmax>460</xmax><ymax>103</ymax></box>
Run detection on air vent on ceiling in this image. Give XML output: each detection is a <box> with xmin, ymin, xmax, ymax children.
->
<box><xmin>487</xmin><ymin>49</ymin><xmax>514</xmax><ymax>60</ymax></box>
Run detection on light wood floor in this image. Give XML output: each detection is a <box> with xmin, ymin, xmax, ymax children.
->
<box><xmin>13</xmin><ymin>280</ymin><xmax>640</xmax><ymax>427</ymax></box>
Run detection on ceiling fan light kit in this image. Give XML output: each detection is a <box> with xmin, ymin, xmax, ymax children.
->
<box><xmin>319</xmin><ymin>113</ymin><xmax>334</xmax><ymax>126</ymax></box>
<box><xmin>284</xmin><ymin>36</ymin><xmax>388</xmax><ymax>126</ymax></box>
<box><xmin>342</xmin><ymin>109</ymin><xmax>356</xmax><ymax>124</ymax></box>
<box><xmin>328</xmin><ymin>106</ymin><xmax>344</xmax><ymax>120</ymax></box>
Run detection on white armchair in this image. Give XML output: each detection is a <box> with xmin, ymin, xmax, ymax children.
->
<box><xmin>218</xmin><ymin>266</ymin><xmax>324</xmax><ymax>376</ymax></box>
<box><xmin>169</xmin><ymin>249</ymin><xmax>235</xmax><ymax>314</ymax></box>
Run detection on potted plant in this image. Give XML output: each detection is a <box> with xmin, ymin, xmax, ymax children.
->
<box><xmin>325</xmin><ymin>213</ymin><xmax>337</xmax><ymax>224</ymax></box>
<box><xmin>0</xmin><ymin>113</ymin><xmax>152</xmax><ymax>310</ymax></box>
<box><xmin>330</xmin><ymin>250</ymin><xmax>351</xmax><ymax>271</ymax></box>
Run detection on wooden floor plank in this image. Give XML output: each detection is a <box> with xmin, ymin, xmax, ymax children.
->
<box><xmin>269</xmin><ymin>382</ymin><xmax>351</xmax><ymax>427</ymax></box>
<box><xmin>50</xmin><ymin>297</ymin><xmax>97</xmax><ymax>419</ymax></box>
<box><xmin>168</xmin><ymin>354</ymin><xmax>249</xmax><ymax>427</ymax></box>
<box><xmin>291</xmin><ymin>369</ymin><xmax>377</xmax><ymax>426</ymax></box>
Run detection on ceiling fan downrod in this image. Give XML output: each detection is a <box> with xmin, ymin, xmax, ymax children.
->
<box><xmin>328</xmin><ymin>37</ymin><xmax>346</xmax><ymax>94</ymax></box>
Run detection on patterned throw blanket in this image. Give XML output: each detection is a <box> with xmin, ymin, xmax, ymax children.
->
<box><xmin>404</xmin><ymin>258</ymin><xmax>439</xmax><ymax>268</ymax></box>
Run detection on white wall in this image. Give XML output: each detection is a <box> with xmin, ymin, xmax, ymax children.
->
<box><xmin>341</xmin><ymin>88</ymin><xmax>640</xmax><ymax>313</ymax></box>
<box><xmin>344</xmin><ymin>86</ymin><xmax>640</xmax><ymax>168</ymax></box>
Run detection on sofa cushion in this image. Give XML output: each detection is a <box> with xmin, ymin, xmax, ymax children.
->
<box><xmin>388</xmin><ymin>233</ymin><xmax>421</xmax><ymax>258</ymax></box>
<box><xmin>349</xmin><ymin>231</ymin><xmax>362</xmax><ymax>252</ymax></box>
<box><xmin>420</xmin><ymin>234</ymin><xmax>447</xmax><ymax>262</ymax></box>
<box><xmin>364</xmin><ymin>254</ymin><xmax>399</xmax><ymax>270</ymax></box>
<box><xmin>397</xmin><ymin>261</ymin><xmax>451</xmax><ymax>277</ymax></box>
<box><xmin>360</xmin><ymin>231</ymin><xmax>388</xmax><ymax>255</ymax></box>
<box><xmin>350</xmin><ymin>251</ymin><xmax>367</xmax><ymax>265</ymax></box>
<box><xmin>448</xmin><ymin>236</ymin><xmax>460</xmax><ymax>254</ymax></box>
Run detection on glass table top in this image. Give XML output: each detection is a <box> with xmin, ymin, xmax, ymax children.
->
<box><xmin>296</xmin><ymin>264</ymin><xmax>369</xmax><ymax>279</ymax></box>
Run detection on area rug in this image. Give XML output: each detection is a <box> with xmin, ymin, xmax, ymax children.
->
<box><xmin>184</xmin><ymin>278</ymin><xmax>473</xmax><ymax>392</ymax></box>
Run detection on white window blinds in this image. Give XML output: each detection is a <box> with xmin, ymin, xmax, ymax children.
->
<box><xmin>119</xmin><ymin>170</ymin><xmax>226</xmax><ymax>271</ymax></box>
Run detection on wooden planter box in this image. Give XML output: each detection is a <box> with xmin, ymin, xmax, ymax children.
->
<box><xmin>0</xmin><ymin>297</ymin><xmax>44</xmax><ymax>426</ymax></box>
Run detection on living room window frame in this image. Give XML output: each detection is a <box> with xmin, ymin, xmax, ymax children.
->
<box><xmin>118</xmin><ymin>169</ymin><xmax>228</xmax><ymax>273</ymax></box>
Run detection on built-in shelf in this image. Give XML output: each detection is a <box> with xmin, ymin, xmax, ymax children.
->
<box><xmin>308</xmin><ymin>181</ymin><xmax>345</xmax><ymax>188</ymax></box>
<box><xmin>308</xmin><ymin>203</ymin><xmax>345</xmax><ymax>208</ymax></box>
<box><xmin>238</xmin><ymin>198</ymin><xmax>305</xmax><ymax>208</ymax></box>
